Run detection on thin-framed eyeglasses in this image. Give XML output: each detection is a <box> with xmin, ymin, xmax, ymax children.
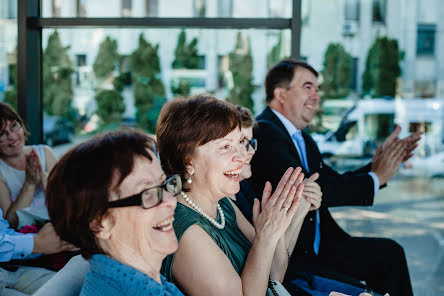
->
<box><xmin>244</xmin><ymin>138</ymin><xmax>257</xmax><ymax>152</ymax></box>
<box><xmin>0</xmin><ymin>121</ymin><xmax>22</xmax><ymax>142</ymax></box>
<box><xmin>108</xmin><ymin>174</ymin><xmax>182</xmax><ymax>209</ymax></box>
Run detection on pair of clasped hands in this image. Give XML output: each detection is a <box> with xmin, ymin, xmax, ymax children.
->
<box><xmin>251</xmin><ymin>166</ymin><xmax>321</xmax><ymax>241</ymax></box>
<box><xmin>25</xmin><ymin>149</ymin><xmax>45</xmax><ymax>186</ymax></box>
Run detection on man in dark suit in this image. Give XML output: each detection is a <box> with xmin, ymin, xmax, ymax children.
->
<box><xmin>250</xmin><ymin>59</ymin><xmax>421</xmax><ymax>296</ymax></box>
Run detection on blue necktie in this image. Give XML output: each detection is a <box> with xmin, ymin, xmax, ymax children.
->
<box><xmin>293</xmin><ymin>131</ymin><xmax>321</xmax><ymax>255</ymax></box>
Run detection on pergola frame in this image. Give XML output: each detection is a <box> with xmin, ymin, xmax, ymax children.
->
<box><xmin>17</xmin><ymin>0</ymin><xmax>301</xmax><ymax>144</ymax></box>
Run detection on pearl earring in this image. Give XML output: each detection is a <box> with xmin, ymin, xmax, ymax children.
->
<box><xmin>187</xmin><ymin>177</ymin><xmax>192</xmax><ymax>184</ymax></box>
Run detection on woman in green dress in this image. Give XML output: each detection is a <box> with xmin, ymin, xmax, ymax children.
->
<box><xmin>157</xmin><ymin>95</ymin><xmax>308</xmax><ymax>295</ymax></box>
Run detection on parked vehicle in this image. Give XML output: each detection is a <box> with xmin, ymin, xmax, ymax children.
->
<box><xmin>312</xmin><ymin>98</ymin><xmax>444</xmax><ymax>158</ymax></box>
<box><xmin>43</xmin><ymin>115</ymin><xmax>74</xmax><ymax>146</ymax></box>
<box><xmin>400</xmin><ymin>152</ymin><xmax>444</xmax><ymax>178</ymax></box>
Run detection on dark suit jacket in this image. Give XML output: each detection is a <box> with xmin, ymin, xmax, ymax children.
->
<box><xmin>250</xmin><ymin>107</ymin><xmax>376</xmax><ymax>263</ymax></box>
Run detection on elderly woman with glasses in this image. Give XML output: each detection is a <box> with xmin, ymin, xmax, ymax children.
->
<box><xmin>45</xmin><ymin>130</ymin><xmax>184</xmax><ymax>296</ymax></box>
<box><xmin>158</xmin><ymin>95</ymin><xmax>308</xmax><ymax>295</ymax></box>
<box><xmin>0</xmin><ymin>102</ymin><xmax>57</xmax><ymax>229</ymax></box>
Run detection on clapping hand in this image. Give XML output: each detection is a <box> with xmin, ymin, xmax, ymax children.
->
<box><xmin>381</xmin><ymin>125</ymin><xmax>423</xmax><ymax>162</ymax></box>
<box><xmin>252</xmin><ymin>167</ymin><xmax>305</xmax><ymax>242</ymax></box>
<box><xmin>371</xmin><ymin>126</ymin><xmax>422</xmax><ymax>185</ymax></box>
<box><xmin>25</xmin><ymin>149</ymin><xmax>42</xmax><ymax>185</ymax></box>
<box><xmin>302</xmin><ymin>172</ymin><xmax>322</xmax><ymax>211</ymax></box>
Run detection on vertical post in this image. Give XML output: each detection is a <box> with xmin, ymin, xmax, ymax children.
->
<box><xmin>291</xmin><ymin>0</ymin><xmax>301</xmax><ymax>59</ymax></box>
<box><xmin>17</xmin><ymin>0</ymin><xmax>42</xmax><ymax>144</ymax></box>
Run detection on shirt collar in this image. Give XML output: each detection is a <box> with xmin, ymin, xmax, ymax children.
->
<box><xmin>270</xmin><ymin>108</ymin><xmax>301</xmax><ymax>137</ymax></box>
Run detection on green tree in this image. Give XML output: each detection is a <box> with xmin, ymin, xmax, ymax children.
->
<box><xmin>92</xmin><ymin>36</ymin><xmax>125</xmax><ymax>125</ymax></box>
<box><xmin>93</xmin><ymin>36</ymin><xmax>120</xmax><ymax>81</ymax></box>
<box><xmin>43</xmin><ymin>30</ymin><xmax>75</xmax><ymax>120</ymax></box>
<box><xmin>130</xmin><ymin>34</ymin><xmax>165</xmax><ymax>132</ymax></box>
<box><xmin>95</xmin><ymin>89</ymin><xmax>125</xmax><ymax>124</ymax></box>
<box><xmin>362</xmin><ymin>37</ymin><xmax>401</xmax><ymax>97</ymax></box>
<box><xmin>267</xmin><ymin>32</ymin><xmax>290</xmax><ymax>69</ymax></box>
<box><xmin>172</xmin><ymin>30</ymin><xmax>201</xmax><ymax>69</ymax></box>
<box><xmin>171</xmin><ymin>30</ymin><xmax>201</xmax><ymax>97</ymax></box>
<box><xmin>4</xmin><ymin>63</ymin><xmax>17</xmax><ymax>111</ymax></box>
<box><xmin>226</xmin><ymin>33</ymin><xmax>255</xmax><ymax>111</ymax></box>
<box><xmin>321</xmin><ymin>43</ymin><xmax>353</xmax><ymax>99</ymax></box>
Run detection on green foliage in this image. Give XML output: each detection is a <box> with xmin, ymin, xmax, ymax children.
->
<box><xmin>43</xmin><ymin>31</ymin><xmax>75</xmax><ymax>119</ymax></box>
<box><xmin>171</xmin><ymin>30</ymin><xmax>201</xmax><ymax>97</ymax></box>
<box><xmin>267</xmin><ymin>32</ymin><xmax>288</xmax><ymax>69</ymax></box>
<box><xmin>4</xmin><ymin>63</ymin><xmax>17</xmax><ymax>110</ymax></box>
<box><xmin>130</xmin><ymin>34</ymin><xmax>166</xmax><ymax>132</ymax></box>
<box><xmin>171</xmin><ymin>80</ymin><xmax>191</xmax><ymax>97</ymax></box>
<box><xmin>362</xmin><ymin>37</ymin><xmax>401</xmax><ymax>97</ymax></box>
<box><xmin>226</xmin><ymin>33</ymin><xmax>255</xmax><ymax>111</ymax></box>
<box><xmin>321</xmin><ymin>43</ymin><xmax>353</xmax><ymax>99</ymax></box>
<box><xmin>172</xmin><ymin>30</ymin><xmax>201</xmax><ymax>69</ymax></box>
<box><xmin>93</xmin><ymin>36</ymin><xmax>120</xmax><ymax>81</ymax></box>
<box><xmin>95</xmin><ymin>89</ymin><xmax>125</xmax><ymax>124</ymax></box>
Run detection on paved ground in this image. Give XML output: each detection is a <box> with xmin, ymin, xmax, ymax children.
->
<box><xmin>330</xmin><ymin>176</ymin><xmax>444</xmax><ymax>296</ymax></box>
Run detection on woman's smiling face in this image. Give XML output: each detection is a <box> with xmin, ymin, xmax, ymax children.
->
<box><xmin>189</xmin><ymin>128</ymin><xmax>248</xmax><ymax>200</ymax></box>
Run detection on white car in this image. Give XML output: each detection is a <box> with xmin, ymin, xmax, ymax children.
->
<box><xmin>400</xmin><ymin>152</ymin><xmax>444</xmax><ymax>178</ymax></box>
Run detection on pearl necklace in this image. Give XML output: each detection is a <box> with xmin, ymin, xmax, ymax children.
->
<box><xmin>180</xmin><ymin>191</ymin><xmax>225</xmax><ymax>229</ymax></box>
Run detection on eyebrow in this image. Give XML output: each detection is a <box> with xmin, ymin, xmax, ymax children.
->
<box><xmin>302</xmin><ymin>81</ymin><xmax>314</xmax><ymax>87</ymax></box>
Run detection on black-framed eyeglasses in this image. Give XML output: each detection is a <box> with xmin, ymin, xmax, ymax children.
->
<box><xmin>245</xmin><ymin>138</ymin><xmax>258</xmax><ymax>152</ymax></box>
<box><xmin>0</xmin><ymin>121</ymin><xmax>22</xmax><ymax>142</ymax></box>
<box><xmin>108</xmin><ymin>174</ymin><xmax>182</xmax><ymax>209</ymax></box>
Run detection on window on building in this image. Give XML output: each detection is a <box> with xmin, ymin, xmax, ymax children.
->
<box><xmin>52</xmin><ymin>0</ymin><xmax>61</xmax><ymax>17</ymax></box>
<box><xmin>417</xmin><ymin>24</ymin><xmax>436</xmax><ymax>56</ymax></box>
<box><xmin>351</xmin><ymin>57</ymin><xmax>358</xmax><ymax>91</ymax></box>
<box><xmin>372</xmin><ymin>0</ymin><xmax>386</xmax><ymax>23</ymax></box>
<box><xmin>194</xmin><ymin>0</ymin><xmax>206</xmax><ymax>17</ymax></box>
<box><xmin>345</xmin><ymin>0</ymin><xmax>360</xmax><ymax>21</ymax></box>
<box><xmin>145</xmin><ymin>0</ymin><xmax>158</xmax><ymax>17</ymax></box>
<box><xmin>75</xmin><ymin>54</ymin><xmax>87</xmax><ymax>86</ymax></box>
<box><xmin>121</xmin><ymin>0</ymin><xmax>132</xmax><ymax>17</ymax></box>
<box><xmin>218</xmin><ymin>0</ymin><xmax>232</xmax><ymax>17</ymax></box>
<box><xmin>76</xmin><ymin>0</ymin><xmax>87</xmax><ymax>17</ymax></box>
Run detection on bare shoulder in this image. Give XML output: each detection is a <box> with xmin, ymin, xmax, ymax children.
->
<box><xmin>43</xmin><ymin>145</ymin><xmax>57</xmax><ymax>172</ymax></box>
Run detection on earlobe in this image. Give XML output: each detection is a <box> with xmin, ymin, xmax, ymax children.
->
<box><xmin>185</xmin><ymin>163</ymin><xmax>195</xmax><ymax>176</ymax></box>
<box><xmin>90</xmin><ymin>214</ymin><xmax>114</xmax><ymax>240</ymax></box>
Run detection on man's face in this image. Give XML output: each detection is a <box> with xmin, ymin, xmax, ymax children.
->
<box><xmin>280</xmin><ymin>67</ymin><xmax>319</xmax><ymax>130</ymax></box>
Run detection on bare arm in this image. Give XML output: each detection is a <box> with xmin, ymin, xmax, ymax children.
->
<box><xmin>230</xmin><ymin>199</ymin><xmax>287</xmax><ymax>282</ymax></box>
<box><xmin>5</xmin><ymin>149</ymin><xmax>41</xmax><ymax>228</ymax></box>
<box><xmin>172</xmin><ymin>168</ymin><xmax>304</xmax><ymax>295</ymax></box>
<box><xmin>0</xmin><ymin>176</ymin><xmax>13</xmax><ymax>218</ymax></box>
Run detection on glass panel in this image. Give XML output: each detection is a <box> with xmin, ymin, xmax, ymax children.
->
<box><xmin>42</xmin><ymin>28</ymin><xmax>290</xmax><ymax>153</ymax></box>
<box><xmin>301</xmin><ymin>0</ymin><xmax>443</xmax><ymax>294</ymax></box>
<box><xmin>0</xmin><ymin>0</ymin><xmax>17</xmax><ymax>111</ymax></box>
<box><xmin>417</xmin><ymin>24</ymin><xmax>436</xmax><ymax>56</ymax></box>
<box><xmin>41</xmin><ymin>0</ymin><xmax>292</xmax><ymax>18</ymax></box>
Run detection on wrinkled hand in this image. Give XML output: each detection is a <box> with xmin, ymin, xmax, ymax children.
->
<box><xmin>252</xmin><ymin>167</ymin><xmax>305</xmax><ymax>242</ymax></box>
<box><xmin>371</xmin><ymin>136</ymin><xmax>407</xmax><ymax>185</ymax></box>
<box><xmin>33</xmin><ymin>223</ymin><xmax>79</xmax><ymax>255</ymax></box>
<box><xmin>302</xmin><ymin>173</ymin><xmax>322</xmax><ymax>211</ymax></box>
<box><xmin>25</xmin><ymin>149</ymin><xmax>42</xmax><ymax>185</ymax></box>
<box><xmin>382</xmin><ymin>126</ymin><xmax>423</xmax><ymax>162</ymax></box>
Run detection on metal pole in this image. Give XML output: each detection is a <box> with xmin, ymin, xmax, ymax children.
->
<box><xmin>291</xmin><ymin>0</ymin><xmax>302</xmax><ymax>59</ymax></box>
<box><xmin>17</xmin><ymin>0</ymin><xmax>42</xmax><ymax>144</ymax></box>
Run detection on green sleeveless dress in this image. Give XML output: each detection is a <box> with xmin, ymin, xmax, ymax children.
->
<box><xmin>161</xmin><ymin>197</ymin><xmax>252</xmax><ymax>282</ymax></box>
